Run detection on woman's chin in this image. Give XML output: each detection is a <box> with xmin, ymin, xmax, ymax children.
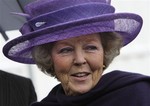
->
<box><xmin>68</xmin><ymin>84</ymin><xmax>93</xmax><ymax>96</ymax></box>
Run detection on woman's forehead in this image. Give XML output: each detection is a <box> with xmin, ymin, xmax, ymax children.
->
<box><xmin>56</xmin><ymin>33</ymin><xmax>101</xmax><ymax>44</ymax></box>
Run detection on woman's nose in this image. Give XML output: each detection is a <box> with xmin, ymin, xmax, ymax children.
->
<box><xmin>73</xmin><ymin>51</ymin><xmax>86</xmax><ymax>66</ymax></box>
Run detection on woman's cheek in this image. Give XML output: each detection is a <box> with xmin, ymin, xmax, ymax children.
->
<box><xmin>89</xmin><ymin>58</ymin><xmax>103</xmax><ymax>71</ymax></box>
<box><xmin>53</xmin><ymin>56</ymin><xmax>71</xmax><ymax>74</ymax></box>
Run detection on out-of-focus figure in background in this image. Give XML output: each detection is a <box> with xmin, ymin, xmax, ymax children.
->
<box><xmin>0</xmin><ymin>70</ymin><xmax>37</xmax><ymax>106</ymax></box>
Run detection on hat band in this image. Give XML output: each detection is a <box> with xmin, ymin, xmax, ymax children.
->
<box><xmin>27</xmin><ymin>3</ymin><xmax>115</xmax><ymax>31</ymax></box>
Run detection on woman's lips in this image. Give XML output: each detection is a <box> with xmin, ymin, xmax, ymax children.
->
<box><xmin>71</xmin><ymin>72</ymin><xmax>90</xmax><ymax>77</ymax></box>
<box><xmin>70</xmin><ymin>72</ymin><xmax>91</xmax><ymax>81</ymax></box>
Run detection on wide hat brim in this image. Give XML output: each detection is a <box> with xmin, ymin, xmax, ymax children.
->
<box><xmin>3</xmin><ymin>3</ymin><xmax>143</xmax><ymax>64</ymax></box>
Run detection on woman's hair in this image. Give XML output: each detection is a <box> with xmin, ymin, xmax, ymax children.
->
<box><xmin>31</xmin><ymin>32</ymin><xmax>123</xmax><ymax>76</ymax></box>
<box><xmin>100</xmin><ymin>32</ymin><xmax>123</xmax><ymax>69</ymax></box>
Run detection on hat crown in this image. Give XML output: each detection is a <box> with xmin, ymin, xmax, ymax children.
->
<box><xmin>24</xmin><ymin>0</ymin><xmax>111</xmax><ymax>18</ymax></box>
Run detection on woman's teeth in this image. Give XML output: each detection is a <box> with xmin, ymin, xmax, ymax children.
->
<box><xmin>71</xmin><ymin>72</ymin><xmax>90</xmax><ymax>77</ymax></box>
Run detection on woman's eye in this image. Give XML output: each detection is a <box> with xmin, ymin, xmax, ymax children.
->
<box><xmin>58</xmin><ymin>47</ymin><xmax>73</xmax><ymax>54</ymax></box>
<box><xmin>85</xmin><ymin>45</ymin><xmax>97</xmax><ymax>51</ymax></box>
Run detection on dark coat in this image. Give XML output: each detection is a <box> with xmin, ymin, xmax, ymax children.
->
<box><xmin>31</xmin><ymin>70</ymin><xmax>150</xmax><ymax>106</ymax></box>
<box><xmin>0</xmin><ymin>70</ymin><xmax>37</xmax><ymax>106</ymax></box>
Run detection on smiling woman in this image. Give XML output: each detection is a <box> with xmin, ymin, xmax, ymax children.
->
<box><xmin>2</xmin><ymin>0</ymin><xmax>150</xmax><ymax>106</ymax></box>
<box><xmin>50</xmin><ymin>34</ymin><xmax>104</xmax><ymax>96</ymax></box>
<box><xmin>31</xmin><ymin>32</ymin><xmax>122</xmax><ymax>96</ymax></box>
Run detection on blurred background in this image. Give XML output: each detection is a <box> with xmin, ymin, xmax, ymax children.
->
<box><xmin>0</xmin><ymin>0</ymin><xmax>150</xmax><ymax>101</ymax></box>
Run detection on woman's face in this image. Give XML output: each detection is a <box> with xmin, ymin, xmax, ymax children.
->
<box><xmin>51</xmin><ymin>34</ymin><xmax>104</xmax><ymax>96</ymax></box>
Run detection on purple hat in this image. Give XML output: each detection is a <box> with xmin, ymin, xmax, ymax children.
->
<box><xmin>3</xmin><ymin>0</ymin><xmax>143</xmax><ymax>64</ymax></box>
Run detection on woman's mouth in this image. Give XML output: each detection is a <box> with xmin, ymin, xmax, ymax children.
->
<box><xmin>70</xmin><ymin>72</ymin><xmax>91</xmax><ymax>82</ymax></box>
<box><xmin>71</xmin><ymin>72</ymin><xmax>90</xmax><ymax>77</ymax></box>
